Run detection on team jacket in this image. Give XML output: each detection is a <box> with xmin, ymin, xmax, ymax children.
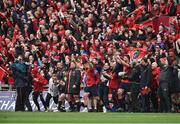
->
<box><xmin>67</xmin><ymin>68</ymin><xmax>81</xmax><ymax>94</ymax></box>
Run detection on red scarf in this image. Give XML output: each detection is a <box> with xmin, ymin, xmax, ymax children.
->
<box><xmin>12</xmin><ymin>29</ymin><xmax>18</xmax><ymax>44</ymax></box>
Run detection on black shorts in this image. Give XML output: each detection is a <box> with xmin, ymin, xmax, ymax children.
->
<box><xmin>84</xmin><ymin>84</ymin><xmax>98</xmax><ymax>97</ymax></box>
<box><xmin>119</xmin><ymin>82</ymin><xmax>131</xmax><ymax>92</ymax></box>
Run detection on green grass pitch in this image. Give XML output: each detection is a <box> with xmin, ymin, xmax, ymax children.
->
<box><xmin>0</xmin><ymin>112</ymin><xmax>180</xmax><ymax>123</ymax></box>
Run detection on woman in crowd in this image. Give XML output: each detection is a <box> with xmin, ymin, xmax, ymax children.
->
<box><xmin>32</xmin><ymin>69</ymin><xmax>48</xmax><ymax>111</ymax></box>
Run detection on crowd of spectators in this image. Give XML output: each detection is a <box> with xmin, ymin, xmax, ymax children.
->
<box><xmin>0</xmin><ymin>0</ymin><xmax>180</xmax><ymax>112</ymax></box>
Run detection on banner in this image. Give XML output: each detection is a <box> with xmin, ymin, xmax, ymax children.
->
<box><xmin>0</xmin><ymin>91</ymin><xmax>60</xmax><ymax>111</ymax></box>
<box><xmin>0</xmin><ymin>91</ymin><xmax>84</xmax><ymax>111</ymax></box>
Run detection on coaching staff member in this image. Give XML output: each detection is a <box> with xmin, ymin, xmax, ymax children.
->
<box><xmin>10</xmin><ymin>55</ymin><xmax>32</xmax><ymax>111</ymax></box>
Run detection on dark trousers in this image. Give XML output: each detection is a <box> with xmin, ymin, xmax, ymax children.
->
<box><xmin>150</xmin><ymin>90</ymin><xmax>158</xmax><ymax>112</ymax></box>
<box><xmin>33</xmin><ymin>91</ymin><xmax>47</xmax><ymax>111</ymax></box>
<box><xmin>130</xmin><ymin>83</ymin><xmax>140</xmax><ymax>112</ymax></box>
<box><xmin>98</xmin><ymin>84</ymin><xmax>109</xmax><ymax>109</ymax></box>
<box><xmin>159</xmin><ymin>83</ymin><xmax>171</xmax><ymax>112</ymax></box>
<box><xmin>45</xmin><ymin>93</ymin><xmax>58</xmax><ymax>108</ymax></box>
<box><xmin>25</xmin><ymin>88</ymin><xmax>32</xmax><ymax>111</ymax></box>
<box><xmin>112</xmin><ymin>88</ymin><xmax>119</xmax><ymax>109</ymax></box>
<box><xmin>112</xmin><ymin>88</ymin><xmax>125</xmax><ymax>111</ymax></box>
<box><xmin>141</xmin><ymin>93</ymin><xmax>150</xmax><ymax>112</ymax></box>
<box><xmin>15</xmin><ymin>87</ymin><xmax>32</xmax><ymax>111</ymax></box>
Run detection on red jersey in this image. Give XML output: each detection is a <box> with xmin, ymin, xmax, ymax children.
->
<box><xmin>33</xmin><ymin>74</ymin><xmax>48</xmax><ymax>92</ymax></box>
<box><xmin>85</xmin><ymin>69</ymin><xmax>100</xmax><ymax>87</ymax></box>
<box><xmin>109</xmin><ymin>72</ymin><xmax>119</xmax><ymax>89</ymax></box>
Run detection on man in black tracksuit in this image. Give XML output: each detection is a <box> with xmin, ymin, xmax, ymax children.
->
<box><xmin>56</xmin><ymin>62</ymin><xmax>67</xmax><ymax>111</ymax></box>
<box><xmin>128</xmin><ymin>62</ymin><xmax>141</xmax><ymax>112</ymax></box>
<box><xmin>10</xmin><ymin>55</ymin><xmax>32</xmax><ymax>111</ymax></box>
<box><xmin>66</xmin><ymin>61</ymin><xmax>81</xmax><ymax>111</ymax></box>
<box><xmin>159</xmin><ymin>57</ymin><xmax>172</xmax><ymax>112</ymax></box>
<box><xmin>140</xmin><ymin>58</ymin><xmax>152</xmax><ymax>112</ymax></box>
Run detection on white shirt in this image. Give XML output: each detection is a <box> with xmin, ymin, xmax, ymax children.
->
<box><xmin>48</xmin><ymin>78</ymin><xmax>59</xmax><ymax>97</ymax></box>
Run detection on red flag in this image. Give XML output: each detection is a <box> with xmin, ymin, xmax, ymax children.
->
<box><xmin>12</xmin><ymin>29</ymin><xmax>17</xmax><ymax>44</ymax></box>
<box><xmin>129</xmin><ymin>48</ymin><xmax>146</xmax><ymax>61</ymax></box>
<box><xmin>166</xmin><ymin>0</ymin><xmax>173</xmax><ymax>15</ymax></box>
<box><xmin>0</xmin><ymin>12</ymin><xmax>6</xmax><ymax>19</ymax></box>
<box><xmin>0</xmin><ymin>36</ymin><xmax>2</xmax><ymax>43</ymax></box>
<box><xmin>141</xmin><ymin>18</ymin><xmax>153</xmax><ymax>28</ymax></box>
<box><xmin>148</xmin><ymin>0</ymin><xmax>152</xmax><ymax>11</ymax></box>
<box><xmin>0</xmin><ymin>67</ymin><xmax>5</xmax><ymax>81</ymax></box>
<box><xmin>7</xmin><ymin>20</ymin><xmax>13</xmax><ymax>27</ymax></box>
<box><xmin>177</xmin><ymin>4</ymin><xmax>180</xmax><ymax>15</ymax></box>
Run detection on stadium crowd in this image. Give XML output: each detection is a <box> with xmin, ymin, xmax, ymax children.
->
<box><xmin>0</xmin><ymin>0</ymin><xmax>180</xmax><ymax>112</ymax></box>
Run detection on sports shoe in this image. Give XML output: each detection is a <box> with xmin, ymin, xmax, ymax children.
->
<box><xmin>81</xmin><ymin>107</ymin><xmax>88</xmax><ymax>112</ymax></box>
<box><xmin>45</xmin><ymin>108</ymin><xmax>50</xmax><ymax>112</ymax></box>
<box><xmin>103</xmin><ymin>106</ymin><xmax>107</xmax><ymax>113</ymax></box>
<box><xmin>60</xmin><ymin>106</ymin><xmax>66</xmax><ymax>112</ymax></box>
<box><xmin>53</xmin><ymin>109</ymin><xmax>59</xmax><ymax>112</ymax></box>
